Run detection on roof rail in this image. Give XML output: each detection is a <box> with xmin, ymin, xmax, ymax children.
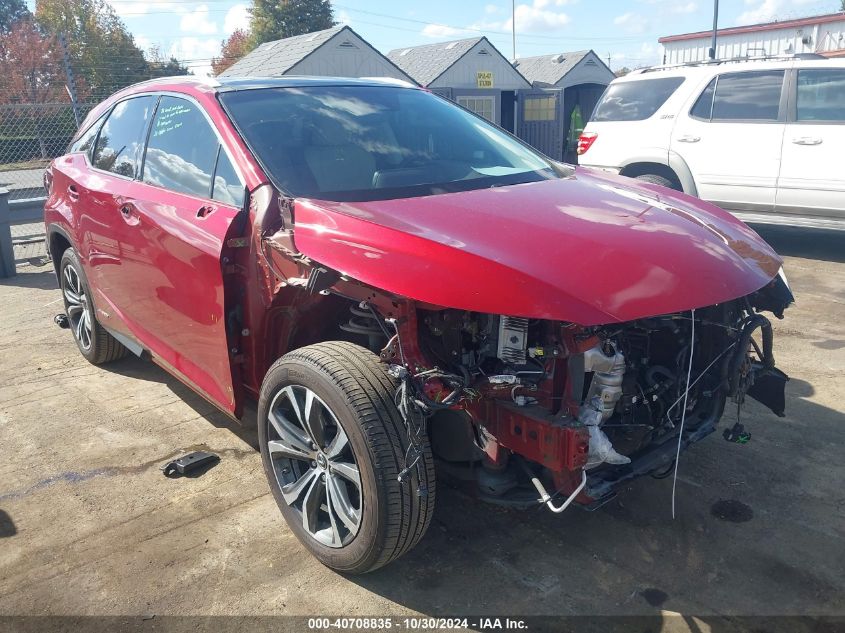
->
<box><xmin>633</xmin><ymin>51</ymin><xmax>827</xmax><ymax>74</ymax></box>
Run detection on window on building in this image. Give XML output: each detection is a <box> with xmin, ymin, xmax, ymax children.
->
<box><xmin>457</xmin><ymin>96</ymin><xmax>495</xmax><ymax>123</ymax></box>
<box><xmin>92</xmin><ymin>96</ymin><xmax>157</xmax><ymax>177</ymax></box>
<box><xmin>797</xmin><ymin>69</ymin><xmax>845</xmax><ymax>122</ymax></box>
<box><xmin>692</xmin><ymin>71</ymin><xmax>784</xmax><ymax>122</ymax></box>
<box><xmin>523</xmin><ymin>96</ymin><xmax>556</xmax><ymax>121</ymax></box>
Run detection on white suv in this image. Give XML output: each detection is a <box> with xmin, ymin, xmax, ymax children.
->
<box><xmin>577</xmin><ymin>56</ymin><xmax>845</xmax><ymax>231</ymax></box>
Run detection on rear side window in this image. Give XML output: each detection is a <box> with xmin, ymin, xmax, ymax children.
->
<box><xmin>69</xmin><ymin>114</ymin><xmax>105</xmax><ymax>156</ymax></box>
<box><xmin>592</xmin><ymin>77</ymin><xmax>685</xmax><ymax>122</ymax></box>
<box><xmin>93</xmin><ymin>96</ymin><xmax>157</xmax><ymax>177</ymax></box>
<box><xmin>797</xmin><ymin>69</ymin><xmax>845</xmax><ymax>122</ymax></box>
<box><xmin>692</xmin><ymin>70</ymin><xmax>784</xmax><ymax>121</ymax></box>
<box><xmin>142</xmin><ymin>96</ymin><xmax>243</xmax><ymax>205</ymax></box>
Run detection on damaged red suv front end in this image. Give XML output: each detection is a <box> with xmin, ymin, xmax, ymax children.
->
<box><xmin>47</xmin><ymin>77</ymin><xmax>792</xmax><ymax>573</ymax></box>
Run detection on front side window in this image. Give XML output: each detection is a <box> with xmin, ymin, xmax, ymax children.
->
<box><xmin>143</xmin><ymin>96</ymin><xmax>218</xmax><ymax>199</ymax></box>
<box><xmin>797</xmin><ymin>69</ymin><xmax>845</xmax><ymax>122</ymax></box>
<box><xmin>93</xmin><ymin>96</ymin><xmax>156</xmax><ymax>177</ymax></box>
<box><xmin>692</xmin><ymin>71</ymin><xmax>784</xmax><ymax>122</ymax></box>
<box><xmin>220</xmin><ymin>86</ymin><xmax>555</xmax><ymax>202</ymax></box>
<box><xmin>457</xmin><ymin>96</ymin><xmax>495</xmax><ymax>123</ymax></box>
<box><xmin>142</xmin><ymin>95</ymin><xmax>244</xmax><ymax>205</ymax></box>
<box><xmin>592</xmin><ymin>77</ymin><xmax>685</xmax><ymax>122</ymax></box>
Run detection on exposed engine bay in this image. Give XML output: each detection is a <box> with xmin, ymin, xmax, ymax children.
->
<box><xmin>250</xmin><ymin>187</ymin><xmax>794</xmax><ymax>514</ymax></box>
<box><xmin>336</xmin><ymin>274</ymin><xmax>794</xmax><ymax>511</ymax></box>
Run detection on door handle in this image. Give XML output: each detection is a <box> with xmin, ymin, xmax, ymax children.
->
<box><xmin>196</xmin><ymin>205</ymin><xmax>217</xmax><ymax>219</ymax></box>
<box><xmin>68</xmin><ymin>184</ymin><xmax>80</xmax><ymax>201</ymax></box>
<box><xmin>792</xmin><ymin>137</ymin><xmax>822</xmax><ymax>146</ymax></box>
<box><xmin>677</xmin><ymin>135</ymin><xmax>700</xmax><ymax>143</ymax></box>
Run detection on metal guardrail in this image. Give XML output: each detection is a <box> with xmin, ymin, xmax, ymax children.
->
<box><xmin>0</xmin><ymin>188</ymin><xmax>47</xmax><ymax>278</ymax></box>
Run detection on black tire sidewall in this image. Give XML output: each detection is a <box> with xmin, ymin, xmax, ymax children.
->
<box><xmin>60</xmin><ymin>249</ymin><xmax>101</xmax><ymax>363</ymax></box>
<box><xmin>257</xmin><ymin>359</ymin><xmax>388</xmax><ymax>572</ymax></box>
<box><xmin>635</xmin><ymin>173</ymin><xmax>676</xmax><ymax>190</ymax></box>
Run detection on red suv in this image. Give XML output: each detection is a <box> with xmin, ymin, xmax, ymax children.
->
<box><xmin>44</xmin><ymin>76</ymin><xmax>793</xmax><ymax>573</ymax></box>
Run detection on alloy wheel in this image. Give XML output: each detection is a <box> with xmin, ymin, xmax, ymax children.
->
<box><xmin>62</xmin><ymin>264</ymin><xmax>92</xmax><ymax>351</ymax></box>
<box><xmin>267</xmin><ymin>385</ymin><xmax>362</xmax><ymax>547</ymax></box>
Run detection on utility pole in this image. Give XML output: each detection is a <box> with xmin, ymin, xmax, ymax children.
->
<box><xmin>709</xmin><ymin>0</ymin><xmax>720</xmax><ymax>61</ymax></box>
<box><xmin>512</xmin><ymin>0</ymin><xmax>516</xmax><ymax>61</ymax></box>
<box><xmin>58</xmin><ymin>32</ymin><xmax>81</xmax><ymax>128</ymax></box>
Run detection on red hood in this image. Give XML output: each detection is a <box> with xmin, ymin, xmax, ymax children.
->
<box><xmin>291</xmin><ymin>168</ymin><xmax>782</xmax><ymax>325</ymax></box>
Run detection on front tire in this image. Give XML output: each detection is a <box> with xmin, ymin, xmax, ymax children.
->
<box><xmin>257</xmin><ymin>342</ymin><xmax>435</xmax><ymax>574</ymax></box>
<box><xmin>59</xmin><ymin>249</ymin><xmax>127</xmax><ymax>365</ymax></box>
<box><xmin>635</xmin><ymin>173</ymin><xmax>678</xmax><ymax>190</ymax></box>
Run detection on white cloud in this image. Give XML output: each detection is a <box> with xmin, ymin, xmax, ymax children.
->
<box><xmin>421</xmin><ymin>23</ymin><xmax>473</xmax><ymax>38</ymax></box>
<box><xmin>738</xmin><ymin>0</ymin><xmax>819</xmax><ymax>24</ymax></box>
<box><xmin>180</xmin><ymin>5</ymin><xmax>217</xmax><ymax>35</ymax></box>
<box><xmin>336</xmin><ymin>9</ymin><xmax>352</xmax><ymax>25</ymax></box>
<box><xmin>614</xmin><ymin>12</ymin><xmax>649</xmax><ymax>34</ymax></box>
<box><xmin>639</xmin><ymin>0</ymin><xmax>698</xmax><ymax>13</ymax></box>
<box><xmin>672</xmin><ymin>1</ymin><xmax>698</xmax><ymax>13</ymax></box>
<box><xmin>422</xmin><ymin>0</ymin><xmax>571</xmax><ymax>39</ymax></box>
<box><xmin>169</xmin><ymin>36</ymin><xmax>220</xmax><ymax>76</ymax></box>
<box><xmin>224</xmin><ymin>4</ymin><xmax>250</xmax><ymax>34</ymax></box>
<box><xmin>508</xmin><ymin>0</ymin><xmax>571</xmax><ymax>32</ymax></box>
<box><xmin>108</xmin><ymin>1</ymin><xmax>184</xmax><ymax>20</ymax></box>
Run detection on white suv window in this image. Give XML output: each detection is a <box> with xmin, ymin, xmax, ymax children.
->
<box><xmin>796</xmin><ymin>69</ymin><xmax>845</xmax><ymax>122</ymax></box>
<box><xmin>690</xmin><ymin>70</ymin><xmax>784</xmax><ymax>122</ymax></box>
<box><xmin>592</xmin><ymin>77</ymin><xmax>685</xmax><ymax>122</ymax></box>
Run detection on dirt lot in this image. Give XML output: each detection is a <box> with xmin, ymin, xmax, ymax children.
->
<box><xmin>0</xmin><ymin>226</ymin><xmax>843</xmax><ymax>628</ymax></box>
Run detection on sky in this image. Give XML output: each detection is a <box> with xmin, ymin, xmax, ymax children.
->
<box><xmin>31</xmin><ymin>0</ymin><xmax>845</xmax><ymax>76</ymax></box>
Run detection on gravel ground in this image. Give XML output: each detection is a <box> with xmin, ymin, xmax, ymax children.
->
<box><xmin>0</xmin><ymin>225</ymin><xmax>842</xmax><ymax>630</ymax></box>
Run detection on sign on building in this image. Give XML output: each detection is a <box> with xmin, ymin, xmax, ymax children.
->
<box><xmin>476</xmin><ymin>71</ymin><xmax>493</xmax><ymax>88</ymax></box>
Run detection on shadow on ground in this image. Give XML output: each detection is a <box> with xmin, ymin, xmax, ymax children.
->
<box><xmin>0</xmin><ymin>269</ymin><xmax>56</xmax><ymax>290</ymax></box>
<box><xmin>104</xmin><ymin>355</ymin><xmax>259</xmax><ymax>451</ymax></box>
<box><xmin>752</xmin><ymin>225</ymin><xmax>845</xmax><ymax>263</ymax></box>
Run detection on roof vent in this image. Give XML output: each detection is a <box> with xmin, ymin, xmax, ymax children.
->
<box><xmin>552</xmin><ymin>54</ymin><xmax>565</xmax><ymax>63</ymax></box>
<box><xmin>307</xmin><ymin>32</ymin><xmax>321</xmax><ymax>41</ymax></box>
<box><xmin>400</xmin><ymin>48</ymin><xmax>411</xmax><ymax>56</ymax></box>
<box><xmin>445</xmin><ymin>42</ymin><xmax>457</xmax><ymax>49</ymax></box>
<box><xmin>338</xmin><ymin>39</ymin><xmax>358</xmax><ymax>48</ymax></box>
<box><xmin>478</xmin><ymin>48</ymin><xmax>490</xmax><ymax>55</ymax></box>
<box><xmin>585</xmin><ymin>59</ymin><xmax>597</xmax><ymax>66</ymax></box>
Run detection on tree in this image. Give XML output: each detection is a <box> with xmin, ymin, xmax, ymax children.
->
<box><xmin>0</xmin><ymin>18</ymin><xmax>67</xmax><ymax>158</ymax></box>
<box><xmin>841</xmin><ymin>0</ymin><xmax>844</xmax><ymax>11</ymax></box>
<box><xmin>615</xmin><ymin>66</ymin><xmax>632</xmax><ymax>77</ymax></box>
<box><xmin>0</xmin><ymin>0</ymin><xmax>30</xmax><ymax>34</ymax></box>
<box><xmin>35</xmin><ymin>0</ymin><xmax>149</xmax><ymax>100</ymax></box>
<box><xmin>249</xmin><ymin>0</ymin><xmax>335</xmax><ymax>48</ymax></box>
<box><xmin>212</xmin><ymin>29</ymin><xmax>252</xmax><ymax>75</ymax></box>
<box><xmin>145</xmin><ymin>46</ymin><xmax>190</xmax><ymax>78</ymax></box>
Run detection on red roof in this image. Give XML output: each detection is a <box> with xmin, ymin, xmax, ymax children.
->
<box><xmin>659</xmin><ymin>12</ymin><xmax>845</xmax><ymax>44</ymax></box>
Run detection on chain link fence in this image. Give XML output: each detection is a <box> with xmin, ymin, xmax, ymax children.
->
<box><xmin>0</xmin><ymin>102</ymin><xmax>99</xmax><ymax>202</ymax></box>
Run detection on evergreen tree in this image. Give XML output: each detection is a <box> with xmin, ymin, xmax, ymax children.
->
<box><xmin>0</xmin><ymin>0</ymin><xmax>30</xmax><ymax>34</ymax></box>
<box><xmin>249</xmin><ymin>0</ymin><xmax>335</xmax><ymax>47</ymax></box>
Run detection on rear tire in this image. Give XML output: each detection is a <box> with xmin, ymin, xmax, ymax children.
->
<box><xmin>257</xmin><ymin>341</ymin><xmax>435</xmax><ymax>574</ymax></box>
<box><xmin>635</xmin><ymin>173</ymin><xmax>678</xmax><ymax>190</ymax></box>
<box><xmin>59</xmin><ymin>249</ymin><xmax>128</xmax><ymax>365</ymax></box>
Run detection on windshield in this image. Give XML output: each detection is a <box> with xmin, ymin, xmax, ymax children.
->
<box><xmin>220</xmin><ymin>85</ymin><xmax>557</xmax><ymax>202</ymax></box>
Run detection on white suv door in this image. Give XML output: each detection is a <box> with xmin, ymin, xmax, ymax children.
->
<box><xmin>670</xmin><ymin>69</ymin><xmax>787</xmax><ymax>213</ymax></box>
<box><xmin>777</xmin><ymin>67</ymin><xmax>845</xmax><ymax>220</ymax></box>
